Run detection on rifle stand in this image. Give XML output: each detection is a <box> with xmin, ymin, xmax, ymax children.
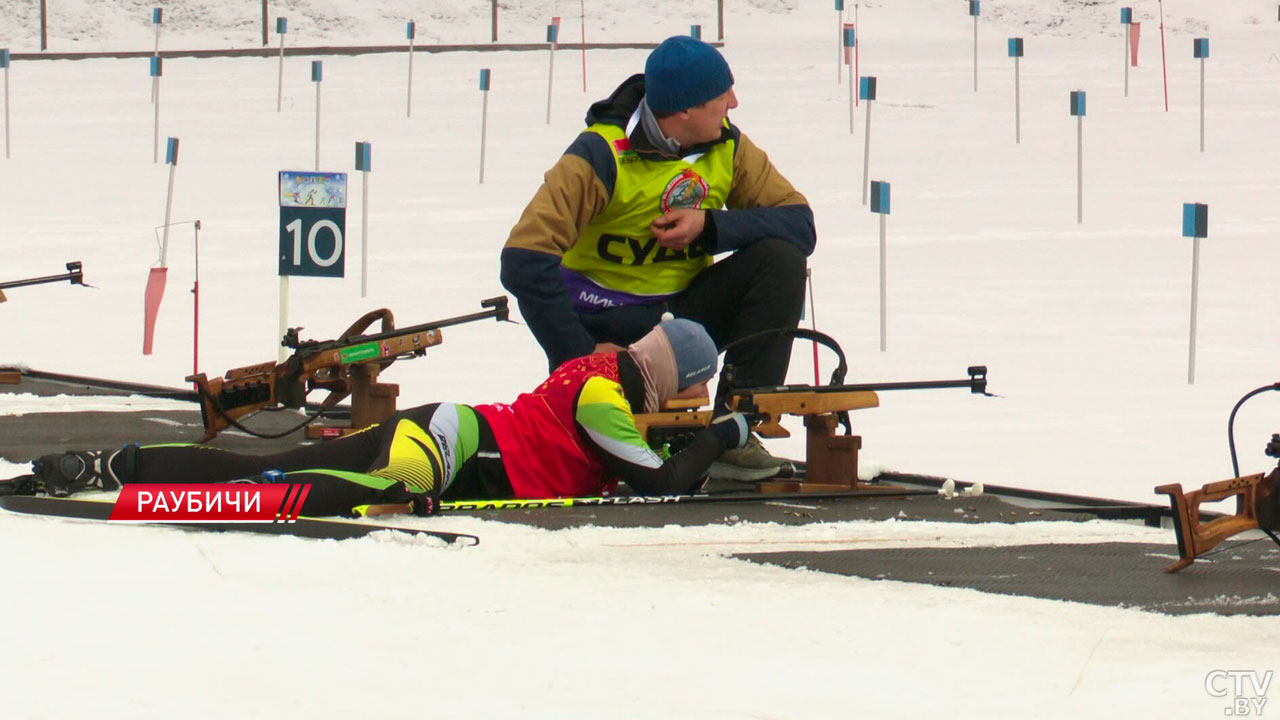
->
<box><xmin>305</xmin><ymin>365</ymin><xmax>400</xmax><ymax>440</ymax></box>
<box><xmin>1154</xmin><ymin>470</ymin><xmax>1278</xmax><ymax>573</ymax></box>
<box><xmin>758</xmin><ymin>413</ymin><xmax>896</xmax><ymax>493</ymax></box>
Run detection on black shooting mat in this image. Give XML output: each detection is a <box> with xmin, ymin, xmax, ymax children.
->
<box><xmin>735</xmin><ymin>539</ymin><xmax>1280</xmax><ymax>616</ymax></box>
<box><xmin>0</xmin><ymin>373</ymin><xmax>316</xmax><ymax>461</ymax></box>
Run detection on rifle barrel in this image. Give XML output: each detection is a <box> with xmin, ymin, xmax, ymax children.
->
<box><xmin>0</xmin><ymin>270</ymin><xmax>82</xmax><ymax>291</ymax></box>
<box><xmin>291</xmin><ymin>296</ymin><xmax>509</xmax><ymax>353</ymax></box>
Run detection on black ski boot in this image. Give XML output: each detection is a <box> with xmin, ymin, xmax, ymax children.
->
<box><xmin>0</xmin><ymin>475</ymin><xmax>40</xmax><ymax>496</ymax></box>
<box><xmin>32</xmin><ymin>444</ymin><xmax>139</xmax><ymax>497</ymax></box>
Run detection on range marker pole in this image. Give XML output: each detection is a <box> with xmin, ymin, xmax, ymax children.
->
<box><xmin>1182</xmin><ymin>203</ymin><xmax>1208</xmax><ymax>384</ymax></box>
<box><xmin>860</xmin><ymin>76</ymin><xmax>877</xmax><ymax>205</ymax></box>
<box><xmin>870</xmin><ymin>181</ymin><xmax>891</xmax><ymax>351</ymax></box>
<box><xmin>406</xmin><ymin>21</ymin><xmax>415</xmax><ymax>118</ymax></box>
<box><xmin>312</xmin><ymin>60</ymin><xmax>322</xmax><ymax>171</ymax></box>
<box><xmin>276</xmin><ymin>17</ymin><xmax>287</xmax><ymax>112</ymax></box>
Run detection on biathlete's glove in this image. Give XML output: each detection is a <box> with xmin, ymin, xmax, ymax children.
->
<box><xmin>708</xmin><ymin>412</ymin><xmax>752</xmax><ymax>450</ymax></box>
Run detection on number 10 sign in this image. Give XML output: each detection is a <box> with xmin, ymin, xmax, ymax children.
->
<box><xmin>278</xmin><ymin>171</ymin><xmax>347</xmax><ymax>277</ymax></box>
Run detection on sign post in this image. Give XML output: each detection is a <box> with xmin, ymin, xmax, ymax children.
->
<box><xmin>312</xmin><ymin>60</ymin><xmax>323</xmax><ymax>170</ymax></box>
<box><xmin>275</xmin><ymin>17</ymin><xmax>287</xmax><ymax>112</ymax></box>
<box><xmin>1009</xmin><ymin>38</ymin><xmax>1024</xmax><ymax>143</ymax></box>
<box><xmin>2</xmin><ymin>49</ymin><xmax>9</xmax><ymax>159</ymax></box>
<box><xmin>1181</xmin><ymin>203</ymin><xmax>1208</xmax><ymax>384</ymax></box>
<box><xmin>1120</xmin><ymin>8</ymin><xmax>1132</xmax><ymax>97</ymax></box>
<box><xmin>151</xmin><ymin>8</ymin><xmax>163</xmax><ymax>103</ymax></box>
<box><xmin>859</xmin><ymin>76</ymin><xmax>877</xmax><ymax>205</ymax></box>
<box><xmin>835</xmin><ymin>0</ymin><xmax>844</xmax><ymax>84</ymax></box>
<box><xmin>969</xmin><ymin>0</ymin><xmax>980</xmax><ymax>92</ymax></box>
<box><xmin>1193</xmin><ymin>38</ymin><xmax>1209</xmax><ymax>152</ymax></box>
<box><xmin>150</xmin><ymin>56</ymin><xmax>163</xmax><ymax>163</ymax></box>
<box><xmin>1070</xmin><ymin>90</ymin><xmax>1086</xmax><ymax>224</ymax></box>
<box><xmin>355</xmin><ymin>142</ymin><xmax>372</xmax><ymax>298</ymax></box>
<box><xmin>843</xmin><ymin>26</ymin><xmax>856</xmax><ymax>131</ymax></box>
<box><xmin>479</xmin><ymin>68</ymin><xmax>491</xmax><ymax>184</ymax></box>
<box><xmin>870</xmin><ymin>181</ymin><xmax>891</xmax><ymax>352</ymax></box>
<box><xmin>406</xmin><ymin>21</ymin><xmax>416</xmax><ymax>118</ymax></box>
<box><xmin>278</xmin><ymin>171</ymin><xmax>348</xmax><ymax>360</ymax></box>
<box><xmin>546</xmin><ymin>18</ymin><xmax>560</xmax><ymax>124</ymax></box>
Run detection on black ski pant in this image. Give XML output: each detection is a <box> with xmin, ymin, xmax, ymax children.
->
<box><xmin>579</xmin><ymin>237</ymin><xmax>807</xmax><ymax>406</ymax></box>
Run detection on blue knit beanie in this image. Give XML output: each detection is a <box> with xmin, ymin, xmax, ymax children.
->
<box><xmin>660</xmin><ymin>318</ymin><xmax>719</xmax><ymax>389</ymax></box>
<box><xmin>644</xmin><ymin>36</ymin><xmax>734</xmax><ymax>114</ymax></box>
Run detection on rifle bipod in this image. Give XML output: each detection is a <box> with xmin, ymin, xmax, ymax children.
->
<box><xmin>1154</xmin><ymin>468</ymin><xmax>1280</xmax><ymax>573</ymax></box>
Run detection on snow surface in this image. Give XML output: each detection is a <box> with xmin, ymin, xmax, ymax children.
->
<box><xmin>1</xmin><ymin>1</ymin><xmax>1278</xmax><ymax>717</ymax></box>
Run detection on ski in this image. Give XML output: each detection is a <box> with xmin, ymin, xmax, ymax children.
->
<box><xmin>0</xmin><ymin>495</ymin><xmax>479</xmax><ymax>545</ymax></box>
<box><xmin>438</xmin><ymin>485</ymin><xmax>934</xmax><ymax>512</ymax></box>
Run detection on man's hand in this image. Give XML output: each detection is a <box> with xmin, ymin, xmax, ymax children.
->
<box><xmin>650</xmin><ymin>209</ymin><xmax>706</xmax><ymax>250</ymax></box>
<box><xmin>593</xmin><ymin>342</ymin><xmax>625</xmax><ymax>354</ymax></box>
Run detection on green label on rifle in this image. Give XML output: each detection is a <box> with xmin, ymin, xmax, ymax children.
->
<box><xmin>340</xmin><ymin>343</ymin><xmax>380</xmax><ymax>363</ymax></box>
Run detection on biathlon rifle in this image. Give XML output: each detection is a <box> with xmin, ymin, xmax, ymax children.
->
<box><xmin>1154</xmin><ymin>384</ymin><xmax>1280</xmax><ymax>573</ymax></box>
<box><xmin>635</xmin><ymin>328</ymin><xmax>991</xmax><ymax>492</ymax></box>
<box><xmin>187</xmin><ymin>296</ymin><xmax>509</xmax><ymax>441</ymax></box>
<box><xmin>0</xmin><ymin>262</ymin><xmax>84</xmax><ymax>304</ymax></box>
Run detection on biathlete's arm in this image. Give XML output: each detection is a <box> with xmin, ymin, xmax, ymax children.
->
<box><xmin>574</xmin><ymin>376</ymin><xmax>731</xmax><ymax>495</ymax></box>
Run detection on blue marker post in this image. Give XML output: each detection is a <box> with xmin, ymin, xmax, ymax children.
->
<box><xmin>1070</xmin><ymin>90</ymin><xmax>1086</xmax><ymax>223</ymax></box>
<box><xmin>843</xmin><ymin>26</ymin><xmax>856</xmax><ymax>132</ymax></box>
<box><xmin>1181</xmin><ymin>203</ymin><xmax>1208</xmax><ymax>384</ymax></box>
<box><xmin>969</xmin><ymin>0</ymin><xmax>980</xmax><ymax>92</ymax></box>
<box><xmin>1120</xmin><ymin>8</ymin><xmax>1133</xmax><ymax>97</ymax></box>
<box><xmin>1193</xmin><ymin>38</ymin><xmax>1209</xmax><ymax>152</ymax></box>
<box><xmin>1008</xmin><ymin>38</ymin><xmax>1024</xmax><ymax>143</ymax></box>
<box><xmin>160</xmin><ymin>138</ymin><xmax>180</xmax><ymax>268</ymax></box>
<box><xmin>546</xmin><ymin>18</ymin><xmax>560</xmax><ymax>124</ymax></box>
<box><xmin>275</xmin><ymin>17</ymin><xmax>288</xmax><ymax>112</ymax></box>
<box><xmin>406</xmin><ymin>21</ymin><xmax>416</xmax><ymax>118</ymax></box>
<box><xmin>479</xmin><ymin>68</ymin><xmax>491</xmax><ymax>184</ymax></box>
<box><xmin>150</xmin><ymin>8</ymin><xmax>162</xmax><ymax>103</ymax></box>
<box><xmin>835</xmin><ymin>0</ymin><xmax>845</xmax><ymax>84</ymax></box>
<box><xmin>1</xmin><ymin>49</ymin><xmax>9</xmax><ymax>159</ymax></box>
<box><xmin>860</xmin><ymin>76</ymin><xmax>877</xmax><ymax>205</ymax></box>
<box><xmin>355</xmin><ymin>141</ymin><xmax>372</xmax><ymax>298</ymax></box>
<box><xmin>312</xmin><ymin>60</ymin><xmax>322</xmax><ymax>170</ymax></box>
<box><xmin>870</xmin><ymin>180</ymin><xmax>890</xmax><ymax>351</ymax></box>
<box><xmin>150</xmin><ymin>56</ymin><xmax>163</xmax><ymax>163</ymax></box>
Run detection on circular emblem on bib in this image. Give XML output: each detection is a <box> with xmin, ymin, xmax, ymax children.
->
<box><xmin>660</xmin><ymin>169</ymin><xmax>709</xmax><ymax>213</ymax></box>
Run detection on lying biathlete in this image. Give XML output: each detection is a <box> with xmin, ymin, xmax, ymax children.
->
<box><xmin>25</xmin><ymin>319</ymin><xmax>752</xmax><ymax>517</ymax></box>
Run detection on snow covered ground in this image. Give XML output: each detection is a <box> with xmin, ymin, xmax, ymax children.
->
<box><xmin>1</xmin><ymin>1</ymin><xmax>1278</xmax><ymax>718</ymax></box>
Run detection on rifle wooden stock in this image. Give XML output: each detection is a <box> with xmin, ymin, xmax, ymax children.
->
<box><xmin>1155</xmin><ymin>470</ymin><xmax>1276</xmax><ymax>573</ymax></box>
<box><xmin>634</xmin><ymin>389</ymin><xmax>880</xmax><ymax>441</ymax></box>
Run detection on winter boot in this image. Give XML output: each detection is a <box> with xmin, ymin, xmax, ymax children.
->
<box><xmin>32</xmin><ymin>444</ymin><xmax>139</xmax><ymax>497</ymax></box>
